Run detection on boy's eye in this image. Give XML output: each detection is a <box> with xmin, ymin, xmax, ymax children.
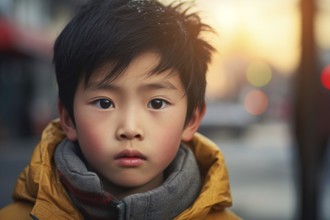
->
<box><xmin>94</xmin><ymin>99</ymin><xmax>114</xmax><ymax>109</ymax></box>
<box><xmin>148</xmin><ymin>99</ymin><xmax>168</xmax><ymax>110</ymax></box>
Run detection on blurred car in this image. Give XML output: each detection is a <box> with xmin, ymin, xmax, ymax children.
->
<box><xmin>199</xmin><ymin>102</ymin><xmax>257</xmax><ymax>135</ymax></box>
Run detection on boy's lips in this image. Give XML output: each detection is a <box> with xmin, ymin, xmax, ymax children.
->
<box><xmin>114</xmin><ymin>149</ymin><xmax>146</xmax><ymax>167</ymax></box>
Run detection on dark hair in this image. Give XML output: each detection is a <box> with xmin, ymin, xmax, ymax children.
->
<box><xmin>53</xmin><ymin>0</ymin><xmax>214</xmax><ymax>123</ymax></box>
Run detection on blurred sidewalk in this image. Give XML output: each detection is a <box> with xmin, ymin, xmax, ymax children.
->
<box><xmin>212</xmin><ymin>122</ymin><xmax>298</xmax><ymax>220</ymax></box>
<box><xmin>1</xmin><ymin>122</ymin><xmax>330</xmax><ymax>220</ymax></box>
<box><xmin>212</xmin><ymin>122</ymin><xmax>330</xmax><ymax>220</ymax></box>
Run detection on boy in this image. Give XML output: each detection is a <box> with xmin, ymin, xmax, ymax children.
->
<box><xmin>0</xmin><ymin>0</ymin><xmax>240</xmax><ymax>219</ymax></box>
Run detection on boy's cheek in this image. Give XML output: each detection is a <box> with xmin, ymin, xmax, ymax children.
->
<box><xmin>78</xmin><ymin>134</ymin><xmax>109</xmax><ymax>163</ymax></box>
<box><xmin>154</xmin><ymin>126</ymin><xmax>183</xmax><ymax>154</ymax></box>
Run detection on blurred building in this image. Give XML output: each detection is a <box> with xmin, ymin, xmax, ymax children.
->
<box><xmin>0</xmin><ymin>0</ymin><xmax>83</xmax><ymax>139</ymax></box>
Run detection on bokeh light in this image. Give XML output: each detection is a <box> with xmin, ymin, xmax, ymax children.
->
<box><xmin>321</xmin><ymin>65</ymin><xmax>330</xmax><ymax>90</ymax></box>
<box><xmin>246</xmin><ymin>61</ymin><xmax>272</xmax><ymax>87</ymax></box>
<box><xmin>244</xmin><ymin>89</ymin><xmax>268</xmax><ymax>115</ymax></box>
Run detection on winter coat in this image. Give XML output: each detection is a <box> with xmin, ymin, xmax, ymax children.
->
<box><xmin>0</xmin><ymin>119</ymin><xmax>240</xmax><ymax>220</ymax></box>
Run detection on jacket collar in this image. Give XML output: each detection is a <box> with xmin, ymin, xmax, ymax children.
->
<box><xmin>54</xmin><ymin>139</ymin><xmax>201</xmax><ymax>220</ymax></box>
<box><xmin>15</xmin><ymin>119</ymin><xmax>233</xmax><ymax>219</ymax></box>
<box><xmin>176</xmin><ymin>133</ymin><xmax>233</xmax><ymax>219</ymax></box>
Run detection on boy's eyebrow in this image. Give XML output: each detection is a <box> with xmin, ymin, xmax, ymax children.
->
<box><xmin>139</xmin><ymin>81</ymin><xmax>178</xmax><ymax>91</ymax></box>
<box><xmin>86</xmin><ymin>81</ymin><xmax>121</xmax><ymax>91</ymax></box>
<box><xmin>86</xmin><ymin>80</ymin><xmax>178</xmax><ymax>91</ymax></box>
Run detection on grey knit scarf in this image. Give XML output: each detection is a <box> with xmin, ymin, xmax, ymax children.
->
<box><xmin>54</xmin><ymin>139</ymin><xmax>201</xmax><ymax>220</ymax></box>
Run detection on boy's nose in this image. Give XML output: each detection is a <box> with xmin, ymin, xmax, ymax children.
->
<box><xmin>116</xmin><ymin>128</ymin><xmax>144</xmax><ymax>140</ymax></box>
<box><xmin>115</xmin><ymin>108</ymin><xmax>144</xmax><ymax>141</ymax></box>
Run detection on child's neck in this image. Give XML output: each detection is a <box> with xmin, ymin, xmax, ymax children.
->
<box><xmin>100</xmin><ymin>173</ymin><xmax>164</xmax><ymax>200</ymax></box>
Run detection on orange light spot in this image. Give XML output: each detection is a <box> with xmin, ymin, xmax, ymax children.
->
<box><xmin>244</xmin><ymin>90</ymin><xmax>268</xmax><ymax>115</ymax></box>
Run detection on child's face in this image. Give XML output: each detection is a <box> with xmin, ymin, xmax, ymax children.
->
<box><xmin>61</xmin><ymin>52</ymin><xmax>200</xmax><ymax>197</ymax></box>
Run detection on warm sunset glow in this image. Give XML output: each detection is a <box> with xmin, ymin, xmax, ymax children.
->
<box><xmin>192</xmin><ymin>0</ymin><xmax>301</xmax><ymax>100</ymax></box>
<box><xmin>160</xmin><ymin>0</ymin><xmax>302</xmax><ymax>100</ymax></box>
<box><xmin>196</xmin><ymin>0</ymin><xmax>301</xmax><ymax>74</ymax></box>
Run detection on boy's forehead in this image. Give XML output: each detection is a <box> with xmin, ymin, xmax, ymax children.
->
<box><xmin>85</xmin><ymin>52</ymin><xmax>179</xmax><ymax>86</ymax></box>
<box><xmin>85</xmin><ymin>60</ymin><xmax>179</xmax><ymax>88</ymax></box>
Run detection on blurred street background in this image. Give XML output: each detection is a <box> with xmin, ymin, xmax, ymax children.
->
<box><xmin>1</xmin><ymin>0</ymin><xmax>330</xmax><ymax>219</ymax></box>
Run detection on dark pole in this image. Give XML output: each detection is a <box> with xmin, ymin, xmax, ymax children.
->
<box><xmin>294</xmin><ymin>0</ymin><xmax>329</xmax><ymax>219</ymax></box>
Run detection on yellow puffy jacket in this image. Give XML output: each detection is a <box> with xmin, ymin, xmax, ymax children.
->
<box><xmin>0</xmin><ymin>119</ymin><xmax>240</xmax><ymax>220</ymax></box>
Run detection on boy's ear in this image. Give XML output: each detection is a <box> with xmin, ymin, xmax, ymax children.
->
<box><xmin>181</xmin><ymin>103</ymin><xmax>206</xmax><ymax>142</ymax></box>
<box><xmin>58</xmin><ymin>100</ymin><xmax>77</xmax><ymax>141</ymax></box>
